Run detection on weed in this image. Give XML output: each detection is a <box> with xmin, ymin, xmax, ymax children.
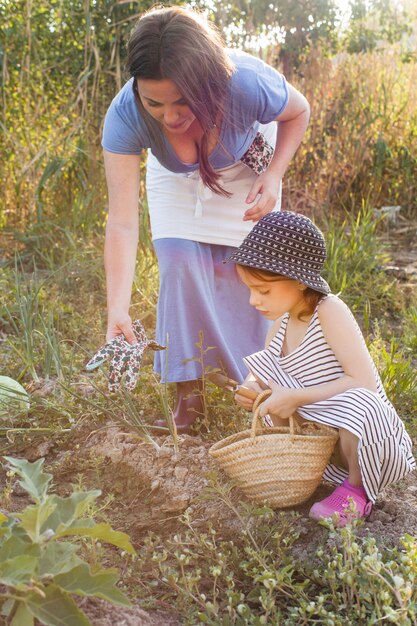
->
<box><xmin>0</xmin><ymin>456</ymin><xmax>135</xmax><ymax>626</ymax></box>
<box><xmin>369</xmin><ymin>322</ymin><xmax>417</xmax><ymax>416</ymax></box>
<box><xmin>322</xmin><ymin>203</ymin><xmax>399</xmax><ymax>314</ymax></box>
<box><xmin>133</xmin><ymin>483</ymin><xmax>417</xmax><ymax>625</ymax></box>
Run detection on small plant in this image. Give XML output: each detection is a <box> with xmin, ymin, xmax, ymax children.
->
<box><xmin>0</xmin><ymin>456</ymin><xmax>136</xmax><ymax>626</ymax></box>
<box><xmin>4</xmin><ymin>259</ymin><xmax>68</xmax><ymax>382</ymax></box>
<box><xmin>403</xmin><ymin>305</ymin><xmax>417</xmax><ymax>356</ymax></box>
<box><xmin>134</xmin><ymin>476</ymin><xmax>305</xmax><ymax>625</ymax></box>
<box><xmin>291</xmin><ymin>514</ymin><xmax>417</xmax><ymax>625</ymax></box>
<box><xmin>322</xmin><ymin>204</ymin><xmax>397</xmax><ymax>313</ymax></box>
<box><xmin>0</xmin><ymin>377</ymin><xmax>30</xmax><ymax>420</ymax></box>
<box><xmin>62</xmin><ymin>376</ymin><xmax>167</xmax><ymax>450</ymax></box>
<box><xmin>133</xmin><ymin>478</ymin><xmax>417</xmax><ymax>624</ymax></box>
<box><xmin>369</xmin><ymin>323</ymin><xmax>417</xmax><ymax>415</ymax></box>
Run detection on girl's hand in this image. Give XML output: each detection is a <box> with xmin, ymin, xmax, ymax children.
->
<box><xmin>106</xmin><ymin>310</ymin><xmax>137</xmax><ymax>344</ymax></box>
<box><xmin>244</xmin><ymin>171</ymin><xmax>281</xmax><ymax>222</ymax></box>
<box><xmin>234</xmin><ymin>380</ymin><xmax>264</xmax><ymax>411</ymax></box>
<box><xmin>258</xmin><ymin>380</ymin><xmax>300</xmax><ymax>420</ymax></box>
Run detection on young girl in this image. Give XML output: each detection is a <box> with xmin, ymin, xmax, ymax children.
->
<box><xmin>228</xmin><ymin>211</ymin><xmax>415</xmax><ymax>525</ymax></box>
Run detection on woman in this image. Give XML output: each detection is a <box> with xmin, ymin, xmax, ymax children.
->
<box><xmin>102</xmin><ymin>6</ymin><xmax>310</xmax><ymax>432</ymax></box>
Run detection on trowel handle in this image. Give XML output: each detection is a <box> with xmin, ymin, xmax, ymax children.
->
<box><xmin>235</xmin><ymin>385</ymin><xmax>259</xmax><ymax>401</ymax></box>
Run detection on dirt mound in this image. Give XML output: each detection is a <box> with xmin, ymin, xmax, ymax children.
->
<box><xmin>78</xmin><ymin>426</ymin><xmax>417</xmax><ymax>552</ymax></box>
<box><xmin>80</xmin><ymin>427</ymin><xmax>218</xmax><ymax>538</ymax></box>
<box><xmin>79</xmin><ymin>598</ymin><xmax>180</xmax><ymax>626</ymax></box>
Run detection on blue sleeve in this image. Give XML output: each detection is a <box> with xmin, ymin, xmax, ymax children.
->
<box><xmin>229</xmin><ymin>51</ymin><xmax>289</xmax><ymax>128</ymax></box>
<box><xmin>255</xmin><ymin>60</ymin><xmax>289</xmax><ymax>123</ymax></box>
<box><xmin>102</xmin><ymin>96</ymin><xmax>146</xmax><ymax>155</ymax></box>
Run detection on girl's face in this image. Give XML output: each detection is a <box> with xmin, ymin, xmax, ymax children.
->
<box><xmin>237</xmin><ymin>266</ymin><xmax>307</xmax><ymax>320</ymax></box>
<box><xmin>137</xmin><ymin>78</ymin><xmax>196</xmax><ymax>133</ymax></box>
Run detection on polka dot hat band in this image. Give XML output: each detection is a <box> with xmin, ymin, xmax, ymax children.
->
<box><xmin>226</xmin><ymin>211</ymin><xmax>330</xmax><ymax>295</ymax></box>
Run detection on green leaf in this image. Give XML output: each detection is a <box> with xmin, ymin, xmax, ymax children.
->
<box><xmin>38</xmin><ymin>543</ymin><xmax>84</xmax><ymax>578</ymax></box>
<box><xmin>54</xmin><ymin>563</ymin><xmax>131</xmax><ymax>607</ymax></box>
<box><xmin>43</xmin><ymin>491</ymin><xmax>101</xmax><ymax>534</ymax></box>
<box><xmin>11</xmin><ymin>602</ymin><xmax>34</xmax><ymax>626</ymax></box>
<box><xmin>0</xmin><ymin>525</ymin><xmax>11</xmax><ymax>540</ymax></box>
<box><xmin>3</xmin><ymin>457</ymin><xmax>52</xmax><ymax>501</ymax></box>
<box><xmin>0</xmin><ymin>512</ymin><xmax>8</xmax><ymax>525</ymax></box>
<box><xmin>16</xmin><ymin>499</ymin><xmax>57</xmax><ymax>542</ymax></box>
<box><xmin>26</xmin><ymin>585</ymin><xmax>92</xmax><ymax>626</ymax></box>
<box><xmin>0</xmin><ymin>534</ymin><xmax>40</xmax><ymax>562</ymax></box>
<box><xmin>57</xmin><ymin>522</ymin><xmax>136</xmax><ymax>555</ymax></box>
<box><xmin>1</xmin><ymin>598</ymin><xmax>14</xmax><ymax>617</ymax></box>
<box><xmin>0</xmin><ymin>555</ymin><xmax>38</xmax><ymax>587</ymax></box>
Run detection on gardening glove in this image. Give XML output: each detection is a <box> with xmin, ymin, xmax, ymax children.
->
<box><xmin>86</xmin><ymin>320</ymin><xmax>165</xmax><ymax>392</ymax></box>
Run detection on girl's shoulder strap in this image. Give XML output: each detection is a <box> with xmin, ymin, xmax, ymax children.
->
<box><xmin>266</xmin><ymin>312</ymin><xmax>289</xmax><ymax>354</ymax></box>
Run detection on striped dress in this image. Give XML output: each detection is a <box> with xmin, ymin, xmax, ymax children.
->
<box><xmin>243</xmin><ymin>295</ymin><xmax>416</xmax><ymax>503</ymax></box>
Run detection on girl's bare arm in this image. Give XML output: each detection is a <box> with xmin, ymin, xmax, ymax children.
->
<box><xmin>296</xmin><ymin>296</ymin><xmax>378</xmax><ymax>404</ymax></box>
<box><xmin>258</xmin><ymin>297</ymin><xmax>378</xmax><ymax>418</ymax></box>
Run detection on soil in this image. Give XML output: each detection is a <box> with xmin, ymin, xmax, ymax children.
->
<box><xmin>9</xmin><ymin>420</ymin><xmax>417</xmax><ymax>626</ymax></box>
<box><xmin>21</xmin><ymin>421</ymin><xmax>417</xmax><ymax>553</ymax></box>
<box><xmin>1</xmin><ymin>215</ymin><xmax>416</xmax><ymax>625</ymax></box>
<box><xmin>78</xmin><ymin>598</ymin><xmax>181</xmax><ymax>626</ymax></box>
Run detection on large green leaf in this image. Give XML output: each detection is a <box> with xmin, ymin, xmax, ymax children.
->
<box><xmin>16</xmin><ymin>499</ymin><xmax>57</xmax><ymax>543</ymax></box>
<box><xmin>26</xmin><ymin>585</ymin><xmax>92</xmax><ymax>626</ymax></box>
<box><xmin>38</xmin><ymin>543</ymin><xmax>84</xmax><ymax>578</ymax></box>
<box><xmin>0</xmin><ymin>525</ymin><xmax>11</xmax><ymax>539</ymax></box>
<box><xmin>58</xmin><ymin>522</ymin><xmax>136</xmax><ymax>555</ymax></box>
<box><xmin>1</xmin><ymin>598</ymin><xmax>14</xmax><ymax>617</ymax></box>
<box><xmin>0</xmin><ymin>534</ymin><xmax>40</xmax><ymax>562</ymax></box>
<box><xmin>42</xmin><ymin>491</ymin><xmax>101</xmax><ymax>534</ymax></box>
<box><xmin>10</xmin><ymin>602</ymin><xmax>34</xmax><ymax>626</ymax></box>
<box><xmin>3</xmin><ymin>457</ymin><xmax>52</xmax><ymax>502</ymax></box>
<box><xmin>0</xmin><ymin>555</ymin><xmax>38</xmax><ymax>587</ymax></box>
<box><xmin>54</xmin><ymin>563</ymin><xmax>131</xmax><ymax>606</ymax></box>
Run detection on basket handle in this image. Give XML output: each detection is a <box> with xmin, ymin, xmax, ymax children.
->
<box><xmin>250</xmin><ymin>389</ymin><xmax>299</xmax><ymax>438</ymax></box>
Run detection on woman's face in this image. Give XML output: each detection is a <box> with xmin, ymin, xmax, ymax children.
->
<box><xmin>236</xmin><ymin>266</ymin><xmax>307</xmax><ymax>320</ymax></box>
<box><xmin>137</xmin><ymin>78</ymin><xmax>196</xmax><ymax>133</ymax></box>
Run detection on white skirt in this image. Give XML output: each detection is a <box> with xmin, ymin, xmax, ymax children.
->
<box><xmin>145</xmin><ymin>121</ymin><xmax>281</xmax><ymax>247</ymax></box>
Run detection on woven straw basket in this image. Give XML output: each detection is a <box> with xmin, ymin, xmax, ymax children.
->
<box><xmin>209</xmin><ymin>390</ymin><xmax>339</xmax><ymax>508</ymax></box>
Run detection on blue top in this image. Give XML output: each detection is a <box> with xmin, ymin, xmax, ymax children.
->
<box><xmin>102</xmin><ymin>49</ymin><xmax>288</xmax><ymax>173</ymax></box>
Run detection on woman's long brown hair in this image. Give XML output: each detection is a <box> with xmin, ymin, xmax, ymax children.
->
<box><xmin>127</xmin><ymin>6</ymin><xmax>235</xmax><ymax>196</ymax></box>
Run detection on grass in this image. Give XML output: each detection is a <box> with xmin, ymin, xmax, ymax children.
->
<box><xmin>1</xmin><ymin>26</ymin><xmax>417</xmax><ymax>624</ymax></box>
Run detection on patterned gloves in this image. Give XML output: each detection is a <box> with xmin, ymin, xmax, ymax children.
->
<box><xmin>86</xmin><ymin>320</ymin><xmax>165</xmax><ymax>392</ymax></box>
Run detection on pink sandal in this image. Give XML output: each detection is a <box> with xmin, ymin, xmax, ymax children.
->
<box><xmin>309</xmin><ymin>480</ymin><xmax>373</xmax><ymax>527</ymax></box>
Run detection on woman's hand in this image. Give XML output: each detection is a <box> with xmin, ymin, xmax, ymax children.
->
<box><xmin>106</xmin><ymin>310</ymin><xmax>137</xmax><ymax>344</ymax></box>
<box><xmin>244</xmin><ymin>83</ymin><xmax>310</xmax><ymax>223</ymax></box>
<box><xmin>244</xmin><ymin>170</ymin><xmax>281</xmax><ymax>222</ymax></box>
<box><xmin>258</xmin><ymin>380</ymin><xmax>300</xmax><ymax>420</ymax></box>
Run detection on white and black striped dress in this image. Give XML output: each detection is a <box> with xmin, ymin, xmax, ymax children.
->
<box><xmin>244</xmin><ymin>295</ymin><xmax>416</xmax><ymax>503</ymax></box>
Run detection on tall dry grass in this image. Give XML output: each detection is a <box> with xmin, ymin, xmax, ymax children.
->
<box><xmin>0</xmin><ymin>1</ymin><xmax>149</xmax><ymax>239</ymax></box>
<box><xmin>0</xmin><ymin>3</ymin><xmax>416</xmax><ymax>249</ymax></box>
<box><xmin>288</xmin><ymin>46</ymin><xmax>417</xmax><ymax>216</ymax></box>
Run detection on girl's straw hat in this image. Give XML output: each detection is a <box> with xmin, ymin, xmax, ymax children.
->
<box><xmin>227</xmin><ymin>211</ymin><xmax>330</xmax><ymax>295</ymax></box>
